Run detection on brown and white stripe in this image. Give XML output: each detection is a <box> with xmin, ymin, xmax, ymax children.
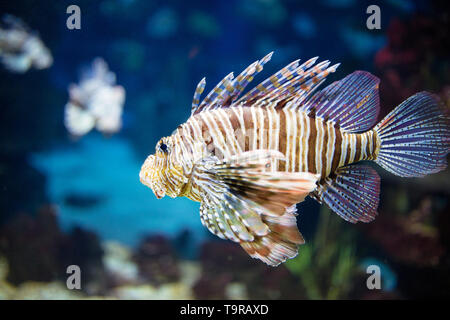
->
<box><xmin>176</xmin><ymin>105</ymin><xmax>378</xmax><ymax>181</ymax></box>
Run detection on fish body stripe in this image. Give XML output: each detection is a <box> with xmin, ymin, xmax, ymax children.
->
<box><xmin>182</xmin><ymin>107</ymin><xmax>376</xmax><ymax>179</ymax></box>
<box><xmin>297</xmin><ymin>113</ymin><xmax>305</xmax><ymax>172</ymax></box>
<box><xmin>307</xmin><ymin>116</ymin><xmax>316</xmax><ymax>173</ymax></box>
<box><xmin>303</xmin><ymin>113</ymin><xmax>310</xmax><ymax>172</ymax></box>
<box><xmin>325</xmin><ymin>121</ymin><xmax>335</xmax><ymax>177</ymax></box>
<box><xmin>330</xmin><ymin>127</ymin><xmax>342</xmax><ymax>173</ymax></box>
<box><xmin>315</xmin><ymin>116</ymin><xmax>324</xmax><ymax>176</ymax></box>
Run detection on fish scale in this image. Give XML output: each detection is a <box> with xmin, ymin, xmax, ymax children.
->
<box><xmin>175</xmin><ymin>107</ymin><xmax>376</xmax><ymax>181</ymax></box>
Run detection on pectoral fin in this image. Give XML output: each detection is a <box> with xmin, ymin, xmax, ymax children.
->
<box><xmin>193</xmin><ymin>150</ymin><xmax>319</xmax><ymax>266</ymax></box>
<box><xmin>240</xmin><ymin>204</ymin><xmax>306</xmax><ymax>266</ymax></box>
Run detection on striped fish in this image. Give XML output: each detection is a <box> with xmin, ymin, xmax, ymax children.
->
<box><xmin>140</xmin><ymin>52</ymin><xmax>450</xmax><ymax>266</ymax></box>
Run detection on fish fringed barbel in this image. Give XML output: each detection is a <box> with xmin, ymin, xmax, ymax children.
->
<box><xmin>139</xmin><ymin>52</ymin><xmax>450</xmax><ymax>266</ymax></box>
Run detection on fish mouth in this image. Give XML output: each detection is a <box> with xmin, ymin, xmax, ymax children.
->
<box><xmin>154</xmin><ymin>189</ymin><xmax>165</xmax><ymax>199</ymax></box>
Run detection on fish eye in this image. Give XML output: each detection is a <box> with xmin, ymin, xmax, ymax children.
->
<box><xmin>159</xmin><ymin>142</ymin><xmax>168</xmax><ymax>153</ymax></box>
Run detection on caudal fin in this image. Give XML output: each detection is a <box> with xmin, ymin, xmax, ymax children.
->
<box><xmin>374</xmin><ymin>92</ymin><xmax>450</xmax><ymax>177</ymax></box>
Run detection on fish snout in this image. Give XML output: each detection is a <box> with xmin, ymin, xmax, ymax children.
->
<box><xmin>154</xmin><ymin>189</ymin><xmax>165</xmax><ymax>199</ymax></box>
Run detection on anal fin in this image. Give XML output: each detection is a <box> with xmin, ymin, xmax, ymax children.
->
<box><xmin>312</xmin><ymin>164</ymin><xmax>380</xmax><ymax>223</ymax></box>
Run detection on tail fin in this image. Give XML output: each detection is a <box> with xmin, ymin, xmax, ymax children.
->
<box><xmin>374</xmin><ymin>92</ymin><xmax>450</xmax><ymax>177</ymax></box>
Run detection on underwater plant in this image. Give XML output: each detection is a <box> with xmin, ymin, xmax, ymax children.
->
<box><xmin>0</xmin><ymin>14</ymin><xmax>52</xmax><ymax>73</ymax></box>
<box><xmin>64</xmin><ymin>58</ymin><xmax>125</xmax><ymax>137</ymax></box>
<box><xmin>285</xmin><ymin>206</ymin><xmax>358</xmax><ymax>299</ymax></box>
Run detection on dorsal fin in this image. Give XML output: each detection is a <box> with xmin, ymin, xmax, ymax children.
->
<box><xmin>190</xmin><ymin>52</ymin><xmax>340</xmax><ymax>116</ymax></box>
<box><xmin>191</xmin><ymin>77</ymin><xmax>206</xmax><ymax>113</ymax></box>
<box><xmin>191</xmin><ymin>52</ymin><xmax>273</xmax><ymax>116</ymax></box>
<box><xmin>229</xmin><ymin>51</ymin><xmax>273</xmax><ymax>104</ymax></box>
<box><xmin>301</xmin><ymin>71</ymin><xmax>380</xmax><ymax>133</ymax></box>
<box><xmin>197</xmin><ymin>72</ymin><xmax>234</xmax><ymax>112</ymax></box>
<box><xmin>238</xmin><ymin>57</ymin><xmax>339</xmax><ymax>108</ymax></box>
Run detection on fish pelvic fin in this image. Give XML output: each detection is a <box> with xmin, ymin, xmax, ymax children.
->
<box><xmin>240</xmin><ymin>204</ymin><xmax>305</xmax><ymax>266</ymax></box>
<box><xmin>373</xmin><ymin>92</ymin><xmax>450</xmax><ymax>177</ymax></box>
<box><xmin>193</xmin><ymin>150</ymin><xmax>319</xmax><ymax>266</ymax></box>
<box><xmin>312</xmin><ymin>164</ymin><xmax>380</xmax><ymax>223</ymax></box>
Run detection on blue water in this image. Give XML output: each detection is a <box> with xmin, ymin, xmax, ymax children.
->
<box><xmin>30</xmin><ymin>134</ymin><xmax>204</xmax><ymax>248</ymax></box>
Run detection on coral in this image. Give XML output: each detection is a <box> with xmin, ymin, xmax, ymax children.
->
<box><xmin>0</xmin><ymin>205</ymin><xmax>106</xmax><ymax>294</ymax></box>
<box><xmin>0</xmin><ymin>206</ymin><xmax>65</xmax><ymax>284</ymax></box>
<box><xmin>0</xmin><ymin>14</ymin><xmax>53</xmax><ymax>73</ymax></box>
<box><xmin>59</xmin><ymin>226</ymin><xmax>106</xmax><ymax>295</ymax></box>
<box><xmin>11</xmin><ymin>282</ymin><xmax>84</xmax><ymax>300</ymax></box>
<box><xmin>112</xmin><ymin>283</ymin><xmax>193</xmax><ymax>300</ymax></box>
<box><xmin>102</xmin><ymin>241</ymin><xmax>139</xmax><ymax>287</ymax></box>
<box><xmin>285</xmin><ymin>208</ymin><xmax>359</xmax><ymax>299</ymax></box>
<box><xmin>0</xmin><ymin>255</ymin><xmax>8</xmax><ymax>281</ymax></box>
<box><xmin>224</xmin><ymin>282</ymin><xmax>248</xmax><ymax>300</ymax></box>
<box><xmin>374</xmin><ymin>9</ymin><xmax>450</xmax><ymax>117</ymax></box>
<box><xmin>0</xmin><ymin>280</ymin><xmax>16</xmax><ymax>299</ymax></box>
<box><xmin>192</xmin><ymin>270</ymin><xmax>232</xmax><ymax>300</ymax></box>
<box><xmin>0</xmin><ymin>256</ymin><xmax>16</xmax><ymax>299</ymax></box>
<box><xmin>134</xmin><ymin>235</ymin><xmax>180</xmax><ymax>286</ymax></box>
<box><xmin>364</xmin><ymin>198</ymin><xmax>445</xmax><ymax>267</ymax></box>
<box><xmin>64</xmin><ymin>58</ymin><xmax>125</xmax><ymax>137</ymax></box>
<box><xmin>110</xmin><ymin>260</ymin><xmax>199</xmax><ymax>299</ymax></box>
<box><xmin>0</xmin><ymin>233</ymin><xmax>204</xmax><ymax>300</ymax></box>
<box><xmin>193</xmin><ymin>241</ymin><xmax>301</xmax><ymax>300</ymax></box>
<box><xmin>178</xmin><ymin>261</ymin><xmax>201</xmax><ymax>288</ymax></box>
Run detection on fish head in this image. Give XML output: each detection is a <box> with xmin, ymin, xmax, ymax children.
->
<box><xmin>139</xmin><ymin>136</ymin><xmax>185</xmax><ymax>199</ymax></box>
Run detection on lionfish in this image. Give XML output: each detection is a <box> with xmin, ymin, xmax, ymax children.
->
<box><xmin>64</xmin><ymin>58</ymin><xmax>125</xmax><ymax>137</ymax></box>
<box><xmin>139</xmin><ymin>52</ymin><xmax>450</xmax><ymax>266</ymax></box>
<box><xmin>0</xmin><ymin>14</ymin><xmax>52</xmax><ymax>73</ymax></box>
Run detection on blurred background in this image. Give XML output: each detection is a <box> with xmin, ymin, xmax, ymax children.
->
<box><xmin>0</xmin><ymin>0</ymin><xmax>449</xmax><ymax>299</ymax></box>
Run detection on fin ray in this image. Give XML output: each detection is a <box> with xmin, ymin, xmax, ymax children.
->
<box><xmin>190</xmin><ymin>52</ymin><xmax>340</xmax><ymax>115</ymax></box>
<box><xmin>191</xmin><ymin>52</ymin><xmax>273</xmax><ymax>115</ymax></box>
<box><xmin>374</xmin><ymin>92</ymin><xmax>450</xmax><ymax>177</ymax></box>
<box><xmin>302</xmin><ymin>71</ymin><xmax>380</xmax><ymax>132</ymax></box>
<box><xmin>193</xmin><ymin>150</ymin><xmax>318</xmax><ymax>265</ymax></box>
<box><xmin>240</xmin><ymin>204</ymin><xmax>305</xmax><ymax>266</ymax></box>
<box><xmin>313</xmin><ymin>164</ymin><xmax>380</xmax><ymax>223</ymax></box>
